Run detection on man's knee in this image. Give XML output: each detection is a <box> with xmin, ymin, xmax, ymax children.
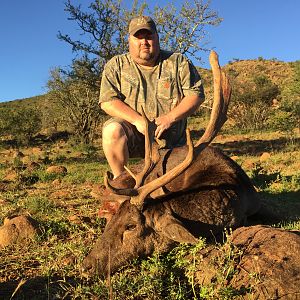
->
<box><xmin>102</xmin><ymin>122</ymin><xmax>127</xmax><ymax>145</ymax></box>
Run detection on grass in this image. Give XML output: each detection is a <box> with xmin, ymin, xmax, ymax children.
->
<box><xmin>0</xmin><ymin>130</ymin><xmax>299</xmax><ymax>299</ymax></box>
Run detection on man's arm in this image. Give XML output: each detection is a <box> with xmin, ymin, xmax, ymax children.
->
<box><xmin>99</xmin><ymin>57</ymin><xmax>147</xmax><ymax>134</ymax></box>
<box><xmin>101</xmin><ymin>100</ymin><xmax>146</xmax><ymax>134</ymax></box>
<box><xmin>154</xmin><ymin>94</ymin><xmax>203</xmax><ymax>138</ymax></box>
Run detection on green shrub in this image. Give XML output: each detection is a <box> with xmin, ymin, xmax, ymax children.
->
<box><xmin>268</xmin><ymin>110</ymin><xmax>297</xmax><ymax>132</ymax></box>
<box><xmin>229</xmin><ymin>75</ymin><xmax>280</xmax><ymax>131</ymax></box>
<box><xmin>0</xmin><ymin>106</ymin><xmax>42</xmax><ymax>146</ymax></box>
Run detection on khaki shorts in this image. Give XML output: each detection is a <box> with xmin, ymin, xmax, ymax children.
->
<box><xmin>103</xmin><ymin>117</ymin><xmax>145</xmax><ymax>158</ymax></box>
<box><xmin>103</xmin><ymin>117</ymin><xmax>187</xmax><ymax>158</ymax></box>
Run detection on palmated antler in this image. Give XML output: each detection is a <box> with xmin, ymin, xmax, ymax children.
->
<box><xmin>194</xmin><ymin>51</ymin><xmax>231</xmax><ymax>151</ymax></box>
<box><xmin>105</xmin><ymin>50</ymin><xmax>231</xmax><ymax>208</ymax></box>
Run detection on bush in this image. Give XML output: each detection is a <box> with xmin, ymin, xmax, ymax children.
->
<box><xmin>228</xmin><ymin>75</ymin><xmax>280</xmax><ymax>131</ymax></box>
<box><xmin>279</xmin><ymin>61</ymin><xmax>300</xmax><ymax>130</ymax></box>
<box><xmin>0</xmin><ymin>106</ymin><xmax>42</xmax><ymax>146</ymax></box>
<box><xmin>268</xmin><ymin>110</ymin><xmax>297</xmax><ymax>132</ymax></box>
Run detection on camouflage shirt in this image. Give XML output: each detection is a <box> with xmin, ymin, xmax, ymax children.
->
<box><xmin>99</xmin><ymin>50</ymin><xmax>204</xmax><ymax>146</ymax></box>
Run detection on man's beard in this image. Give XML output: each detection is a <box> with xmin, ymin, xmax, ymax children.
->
<box><xmin>139</xmin><ymin>51</ymin><xmax>153</xmax><ymax>61</ymax></box>
<box><xmin>130</xmin><ymin>46</ymin><xmax>160</xmax><ymax>66</ymax></box>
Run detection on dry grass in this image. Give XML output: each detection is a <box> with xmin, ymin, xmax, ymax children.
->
<box><xmin>0</xmin><ymin>130</ymin><xmax>299</xmax><ymax>299</ymax></box>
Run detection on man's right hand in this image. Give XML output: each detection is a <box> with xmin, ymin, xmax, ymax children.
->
<box><xmin>133</xmin><ymin>118</ymin><xmax>146</xmax><ymax>135</ymax></box>
<box><xmin>101</xmin><ymin>100</ymin><xmax>146</xmax><ymax>135</ymax></box>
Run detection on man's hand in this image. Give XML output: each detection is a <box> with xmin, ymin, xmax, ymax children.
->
<box><xmin>155</xmin><ymin>114</ymin><xmax>174</xmax><ymax>138</ymax></box>
<box><xmin>133</xmin><ymin>118</ymin><xmax>146</xmax><ymax>135</ymax></box>
<box><xmin>101</xmin><ymin>100</ymin><xmax>146</xmax><ymax>135</ymax></box>
<box><xmin>154</xmin><ymin>95</ymin><xmax>203</xmax><ymax>138</ymax></box>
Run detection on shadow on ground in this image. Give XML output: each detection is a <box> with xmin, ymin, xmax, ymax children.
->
<box><xmin>191</xmin><ymin>129</ymin><xmax>299</xmax><ymax>156</ymax></box>
<box><xmin>0</xmin><ymin>276</ymin><xmax>82</xmax><ymax>300</ymax></box>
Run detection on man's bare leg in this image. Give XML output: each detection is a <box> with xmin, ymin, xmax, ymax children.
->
<box><xmin>102</xmin><ymin>122</ymin><xmax>129</xmax><ymax>178</ymax></box>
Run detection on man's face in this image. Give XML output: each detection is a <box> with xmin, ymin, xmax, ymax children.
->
<box><xmin>129</xmin><ymin>29</ymin><xmax>160</xmax><ymax>67</ymax></box>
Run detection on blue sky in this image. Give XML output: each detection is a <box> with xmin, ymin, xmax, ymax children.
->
<box><xmin>0</xmin><ymin>0</ymin><xmax>299</xmax><ymax>103</ymax></box>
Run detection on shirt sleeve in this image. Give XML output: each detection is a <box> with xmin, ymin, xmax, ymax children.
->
<box><xmin>178</xmin><ymin>55</ymin><xmax>205</xmax><ymax>100</ymax></box>
<box><xmin>99</xmin><ymin>58</ymin><xmax>124</xmax><ymax>104</ymax></box>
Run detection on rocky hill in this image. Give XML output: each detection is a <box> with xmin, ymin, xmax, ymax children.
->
<box><xmin>197</xmin><ymin>58</ymin><xmax>296</xmax><ymax>101</ymax></box>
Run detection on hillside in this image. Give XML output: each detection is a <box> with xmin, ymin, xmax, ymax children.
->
<box><xmin>1</xmin><ymin>58</ymin><xmax>298</xmax><ymax>140</ymax></box>
<box><xmin>224</xmin><ymin>59</ymin><xmax>294</xmax><ymax>86</ymax></box>
<box><xmin>0</xmin><ymin>94</ymin><xmax>47</xmax><ymax>110</ymax></box>
<box><xmin>0</xmin><ymin>58</ymin><xmax>296</xmax><ymax>109</ymax></box>
<box><xmin>197</xmin><ymin>58</ymin><xmax>295</xmax><ymax>101</ymax></box>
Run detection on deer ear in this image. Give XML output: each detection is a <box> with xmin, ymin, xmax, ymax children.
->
<box><xmin>154</xmin><ymin>213</ymin><xmax>197</xmax><ymax>244</ymax></box>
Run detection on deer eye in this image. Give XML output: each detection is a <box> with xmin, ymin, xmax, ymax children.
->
<box><xmin>125</xmin><ymin>224</ymin><xmax>137</xmax><ymax>231</ymax></box>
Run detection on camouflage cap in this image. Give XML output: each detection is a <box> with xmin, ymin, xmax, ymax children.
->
<box><xmin>129</xmin><ymin>16</ymin><xmax>157</xmax><ymax>35</ymax></box>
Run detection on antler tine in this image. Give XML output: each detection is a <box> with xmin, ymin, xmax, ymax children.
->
<box><xmin>134</xmin><ymin>106</ymin><xmax>154</xmax><ymax>188</ymax></box>
<box><xmin>194</xmin><ymin>50</ymin><xmax>231</xmax><ymax>150</ymax></box>
<box><xmin>130</xmin><ymin>129</ymin><xmax>194</xmax><ymax>208</ymax></box>
<box><xmin>121</xmin><ymin>106</ymin><xmax>157</xmax><ymax>189</ymax></box>
<box><xmin>221</xmin><ymin>70</ymin><xmax>232</xmax><ymax>104</ymax></box>
<box><xmin>104</xmin><ymin>171</ymin><xmax>138</xmax><ymax>196</ymax></box>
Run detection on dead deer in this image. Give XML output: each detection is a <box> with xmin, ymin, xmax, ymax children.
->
<box><xmin>82</xmin><ymin>51</ymin><xmax>261</xmax><ymax>276</ymax></box>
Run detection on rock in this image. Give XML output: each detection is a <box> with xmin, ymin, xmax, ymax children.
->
<box><xmin>230</xmin><ymin>155</ymin><xmax>239</xmax><ymax>161</ymax></box>
<box><xmin>31</xmin><ymin>147</ymin><xmax>44</xmax><ymax>155</ymax></box>
<box><xmin>68</xmin><ymin>215</ymin><xmax>92</xmax><ymax>225</ymax></box>
<box><xmin>3</xmin><ymin>170</ymin><xmax>19</xmax><ymax>182</ymax></box>
<box><xmin>46</xmin><ymin>165</ymin><xmax>67</xmax><ymax>175</ymax></box>
<box><xmin>242</xmin><ymin>159</ymin><xmax>256</xmax><ymax>170</ymax></box>
<box><xmin>61</xmin><ymin>255</ymin><xmax>76</xmax><ymax>266</ymax></box>
<box><xmin>0</xmin><ymin>215</ymin><xmax>39</xmax><ymax>248</ymax></box>
<box><xmin>12</xmin><ymin>150</ymin><xmax>24</xmax><ymax>159</ymax></box>
<box><xmin>195</xmin><ymin>225</ymin><xmax>300</xmax><ymax>299</ymax></box>
<box><xmin>51</xmin><ymin>178</ymin><xmax>61</xmax><ymax>186</ymax></box>
<box><xmin>260</xmin><ymin>152</ymin><xmax>271</xmax><ymax>162</ymax></box>
<box><xmin>21</xmin><ymin>155</ymin><xmax>32</xmax><ymax>165</ymax></box>
<box><xmin>68</xmin><ymin>215</ymin><xmax>81</xmax><ymax>224</ymax></box>
<box><xmin>26</xmin><ymin>161</ymin><xmax>41</xmax><ymax>171</ymax></box>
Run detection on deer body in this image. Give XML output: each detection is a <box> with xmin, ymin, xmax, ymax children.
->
<box><xmin>152</xmin><ymin>146</ymin><xmax>260</xmax><ymax>224</ymax></box>
<box><xmin>82</xmin><ymin>146</ymin><xmax>261</xmax><ymax>276</ymax></box>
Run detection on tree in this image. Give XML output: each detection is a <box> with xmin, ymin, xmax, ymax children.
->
<box><xmin>58</xmin><ymin>0</ymin><xmax>222</xmax><ymax>69</ymax></box>
<box><xmin>47</xmin><ymin>57</ymin><xmax>103</xmax><ymax>144</ymax></box>
<box><xmin>267</xmin><ymin>61</ymin><xmax>300</xmax><ymax>141</ymax></box>
<box><xmin>152</xmin><ymin>0</ymin><xmax>221</xmax><ymax>61</ymax></box>
<box><xmin>49</xmin><ymin>0</ymin><xmax>221</xmax><ymax>143</ymax></box>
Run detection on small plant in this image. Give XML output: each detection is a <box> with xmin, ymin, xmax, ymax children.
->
<box><xmin>24</xmin><ymin>196</ymin><xmax>56</xmax><ymax>216</ymax></box>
